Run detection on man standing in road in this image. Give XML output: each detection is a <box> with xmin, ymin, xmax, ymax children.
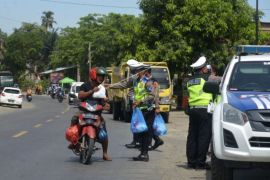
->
<box><xmin>109</xmin><ymin>60</ymin><xmax>161</xmax><ymax>161</ymax></box>
<box><xmin>186</xmin><ymin>56</ymin><xmax>212</xmax><ymax>169</ymax></box>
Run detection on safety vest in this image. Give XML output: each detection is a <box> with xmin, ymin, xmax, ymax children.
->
<box><xmin>187</xmin><ymin>77</ymin><xmax>212</xmax><ymax>106</ymax></box>
<box><xmin>134</xmin><ymin>78</ymin><xmax>155</xmax><ymax>110</ymax></box>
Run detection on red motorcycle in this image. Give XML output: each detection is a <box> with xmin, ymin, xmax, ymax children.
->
<box><xmin>66</xmin><ymin>101</ymin><xmax>107</xmax><ymax>164</ymax></box>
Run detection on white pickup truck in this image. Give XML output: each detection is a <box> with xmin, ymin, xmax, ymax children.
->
<box><xmin>204</xmin><ymin>45</ymin><xmax>270</xmax><ymax>180</ymax></box>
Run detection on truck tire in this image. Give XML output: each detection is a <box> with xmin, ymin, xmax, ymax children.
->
<box><xmin>123</xmin><ymin>110</ymin><xmax>131</xmax><ymax>123</ymax></box>
<box><xmin>211</xmin><ymin>148</ymin><xmax>233</xmax><ymax>180</ymax></box>
<box><xmin>161</xmin><ymin>112</ymin><xmax>169</xmax><ymax>123</ymax></box>
<box><xmin>113</xmin><ymin>101</ymin><xmax>120</xmax><ymax>120</ymax></box>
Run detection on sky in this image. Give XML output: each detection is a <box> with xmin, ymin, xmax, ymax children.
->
<box><xmin>0</xmin><ymin>0</ymin><xmax>269</xmax><ymax>34</ymax></box>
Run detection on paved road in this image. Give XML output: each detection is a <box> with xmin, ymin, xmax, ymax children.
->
<box><xmin>0</xmin><ymin>96</ymin><xmax>270</xmax><ymax>180</ymax></box>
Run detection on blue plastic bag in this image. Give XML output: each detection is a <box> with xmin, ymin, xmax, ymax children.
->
<box><xmin>153</xmin><ymin>114</ymin><xmax>167</xmax><ymax>136</ymax></box>
<box><xmin>130</xmin><ymin>108</ymin><xmax>148</xmax><ymax>133</ymax></box>
<box><xmin>98</xmin><ymin>126</ymin><xmax>108</xmax><ymax>141</ymax></box>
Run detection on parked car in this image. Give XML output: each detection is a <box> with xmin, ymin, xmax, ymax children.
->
<box><xmin>0</xmin><ymin>87</ymin><xmax>23</xmax><ymax>108</ymax></box>
<box><xmin>68</xmin><ymin>82</ymin><xmax>83</xmax><ymax>104</ymax></box>
<box><xmin>204</xmin><ymin>45</ymin><xmax>270</xmax><ymax>180</ymax></box>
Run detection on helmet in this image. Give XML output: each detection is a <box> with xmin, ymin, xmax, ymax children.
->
<box><xmin>89</xmin><ymin>67</ymin><xmax>107</xmax><ymax>81</ymax></box>
<box><xmin>96</xmin><ymin>67</ymin><xmax>108</xmax><ymax>76</ymax></box>
<box><xmin>65</xmin><ymin>125</ymin><xmax>79</xmax><ymax>144</ymax></box>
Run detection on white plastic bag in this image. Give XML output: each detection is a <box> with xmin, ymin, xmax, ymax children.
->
<box><xmin>92</xmin><ymin>85</ymin><xmax>106</xmax><ymax>98</ymax></box>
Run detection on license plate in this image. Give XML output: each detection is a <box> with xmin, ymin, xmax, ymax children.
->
<box><xmin>83</xmin><ymin>113</ymin><xmax>98</xmax><ymax>119</ymax></box>
<box><xmin>8</xmin><ymin>99</ymin><xmax>14</xmax><ymax>103</ymax></box>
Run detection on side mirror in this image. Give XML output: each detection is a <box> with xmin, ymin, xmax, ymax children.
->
<box><xmin>203</xmin><ymin>81</ymin><xmax>220</xmax><ymax>94</ymax></box>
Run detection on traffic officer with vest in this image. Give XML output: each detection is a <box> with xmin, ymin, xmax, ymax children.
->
<box><xmin>109</xmin><ymin>60</ymin><xmax>160</xmax><ymax>161</ymax></box>
<box><xmin>186</xmin><ymin>56</ymin><xmax>212</xmax><ymax>169</ymax></box>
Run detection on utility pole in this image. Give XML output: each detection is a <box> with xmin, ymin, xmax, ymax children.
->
<box><xmin>255</xmin><ymin>0</ymin><xmax>259</xmax><ymax>45</ymax></box>
<box><xmin>88</xmin><ymin>42</ymin><xmax>92</xmax><ymax>70</ymax></box>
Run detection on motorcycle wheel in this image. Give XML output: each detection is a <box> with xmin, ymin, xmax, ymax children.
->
<box><xmin>80</xmin><ymin>136</ymin><xmax>95</xmax><ymax>164</ymax></box>
<box><xmin>58</xmin><ymin>96</ymin><xmax>63</xmax><ymax>103</ymax></box>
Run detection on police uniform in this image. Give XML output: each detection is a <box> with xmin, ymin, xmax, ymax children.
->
<box><xmin>133</xmin><ymin>73</ymin><xmax>159</xmax><ymax>161</ymax></box>
<box><xmin>186</xmin><ymin>56</ymin><xmax>212</xmax><ymax>169</ymax></box>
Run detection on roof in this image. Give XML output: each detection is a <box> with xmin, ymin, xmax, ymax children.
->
<box><xmin>39</xmin><ymin>66</ymin><xmax>75</xmax><ymax>75</ymax></box>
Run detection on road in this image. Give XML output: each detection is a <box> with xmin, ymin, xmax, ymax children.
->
<box><xmin>0</xmin><ymin>95</ymin><xmax>270</xmax><ymax>180</ymax></box>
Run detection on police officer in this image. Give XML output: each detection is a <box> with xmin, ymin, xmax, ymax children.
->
<box><xmin>186</xmin><ymin>56</ymin><xmax>212</xmax><ymax>169</ymax></box>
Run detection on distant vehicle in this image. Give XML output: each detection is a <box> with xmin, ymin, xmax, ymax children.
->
<box><xmin>0</xmin><ymin>71</ymin><xmax>14</xmax><ymax>87</ymax></box>
<box><xmin>68</xmin><ymin>82</ymin><xmax>83</xmax><ymax>104</ymax></box>
<box><xmin>0</xmin><ymin>87</ymin><xmax>23</xmax><ymax>108</ymax></box>
<box><xmin>108</xmin><ymin>62</ymin><xmax>172</xmax><ymax>123</ymax></box>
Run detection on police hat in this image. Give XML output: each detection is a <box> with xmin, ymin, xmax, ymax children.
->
<box><xmin>127</xmin><ymin>59</ymin><xmax>150</xmax><ymax>71</ymax></box>
<box><xmin>190</xmin><ymin>56</ymin><xmax>206</xmax><ymax>69</ymax></box>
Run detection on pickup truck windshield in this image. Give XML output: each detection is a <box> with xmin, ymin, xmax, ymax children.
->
<box><xmin>229</xmin><ymin>61</ymin><xmax>270</xmax><ymax>92</ymax></box>
<box><xmin>152</xmin><ymin>68</ymin><xmax>170</xmax><ymax>89</ymax></box>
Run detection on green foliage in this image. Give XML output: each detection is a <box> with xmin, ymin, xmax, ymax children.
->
<box><xmin>18</xmin><ymin>78</ymin><xmax>35</xmax><ymax>91</ymax></box>
<box><xmin>139</xmin><ymin>0</ymin><xmax>256</xmax><ymax>74</ymax></box>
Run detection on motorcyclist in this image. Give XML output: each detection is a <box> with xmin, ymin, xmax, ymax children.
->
<box><xmin>26</xmin><ymin>87</ymin><xmax>32</xmax><ymax>96</ymax></box>
<box><xmin>77</xmin><ymin>67</ymin><xmax>111</xmax><ymax>161</ymax></box>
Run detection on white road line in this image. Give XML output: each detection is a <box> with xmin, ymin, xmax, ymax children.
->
<box><xmin>12</xmin><ymin>131</ymin><xmax>28</xmax><ymax>138</ymax></box>
<box><xmin>34</xmin><ymin>124</ymin><xmax>43</xmax><ymax>128</ymax></box>
<box><xmin>46</xmin><ymin>119</ymin><xmax>53</xmax><ymax>122</ymax></box>
<box><xmin>55</xmin><ymin>115</ymin><xmax>60</xmax><ymax>118</ymax></box>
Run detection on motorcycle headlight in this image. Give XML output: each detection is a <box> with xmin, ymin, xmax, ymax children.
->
<box><xmin>223</xmin><ymin>103</ymin><xmax>248</xmax><ymax>126</ymax></box>
<box><xmin>160</xmin><ymin>97</ymin><xmax>171</xmax><ymax>105</ymax></box>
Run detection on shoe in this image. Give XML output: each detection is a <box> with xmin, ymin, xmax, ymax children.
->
<box><xmin>196</xmin><ymin>162</ymin><xmax>211</xmax><ymax>170</ymax></box>
<box><xmin>133</xmin><ymin>154</ymin><xmax>149</xmax><ymax>162</ymax></box>
<box><xmin>151</xmin><ymin>140</ymin><xmax>164</xmax><ymax>150</ymax></box>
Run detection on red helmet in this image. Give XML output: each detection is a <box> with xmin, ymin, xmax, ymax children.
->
<box><xmin>65</xmin><ymin>125</ymin><xmax>79</xmax><ymax>144</ymax></box>
<box><xmin>89</xmin><ymin>67</ymin><xmax>107</xmax><ymax>81</ymax></box>
<box><xmin>89</xmin><ymin>68</ymin><xmax>97</xmax><ymax>81</ymax></box>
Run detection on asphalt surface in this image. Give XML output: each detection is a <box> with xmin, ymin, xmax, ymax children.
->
<box><xmin>0</xmin><ymin>95</ymin><xmax>270</xmax><ymax>180</ymax></box>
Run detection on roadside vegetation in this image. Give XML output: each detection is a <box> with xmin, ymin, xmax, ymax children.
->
<box><xmin>0</xmin><ymin>0</ymin><xmax>269</xmax><ymax>82</ymax></box>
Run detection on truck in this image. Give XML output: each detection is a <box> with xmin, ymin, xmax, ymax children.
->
<box><xmin>0</xmin><ymin>71</ymin><xmax>14</xmax><ymax>88</ymax></box>
<box><xmin>204</xmin><ymin>45</ymin><xmax>270</xmax><ymax>180</ymax></box>
<box><xmin>108</xmin><ymin>62</ymin><xmax>172</xmax><ymax>123</ymax></box>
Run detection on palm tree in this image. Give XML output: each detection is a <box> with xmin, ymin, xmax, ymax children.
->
<box><xmin>41</xmin><ymin>11</ymin><xmax>56</xmax><ymax>31</ymax></box>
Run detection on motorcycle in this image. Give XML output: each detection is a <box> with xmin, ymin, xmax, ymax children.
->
<box><xmin>66</xmin><ymin>101</ymin><xmax>107</xmax><ymax>164</ymax></box>
<box><xmin>26</xmin><ymin>94</ymin><xmax>32</xmax><ymax>102</ymax></box>
<box><xmin>50</xmin><ymin>88</ymin><xmax>57</xmax><ymax>99</ymax></box>
<box><xmin>57</xmin><ymin>90</ymin><xmax>64</xmax><ymax>103</ymax></box>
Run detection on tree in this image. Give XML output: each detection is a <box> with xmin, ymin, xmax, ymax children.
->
<box><xmin>41</xmin><ymin>11</ymin><xmax>56</xmax><ymax>31</ymax></box>
<box><xmin>138</xmin><ymin>0</ymin><xmax>255</xmax><ymax>74</ymax></box>
<box><xmin>0</xmin><ymin>29</ymin><xmax>7</xmax><ymax>70</ymax></box>
<box><xmin>4</xmin><ymin>23</ymin><xmax>46</xmax><ymax>79</ymax></box>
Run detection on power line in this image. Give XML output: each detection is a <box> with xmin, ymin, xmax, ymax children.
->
<box><xmin>0</xmin><ymin>16</ymin><xmax>23</xmax><ymax>23</ymax></box>
<box><xmin>40</xmin><ymin>0</ymin><xmax>140</xmax><ymax>10</ymax></box>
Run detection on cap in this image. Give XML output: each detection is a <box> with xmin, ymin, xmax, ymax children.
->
<box><xmin>127</xmin><ymin>59</ymin><xmax>146</xmax><ymax>67</ymax></box>
<box><xmin>190</xmin><ymin>56</ymin><xmax>206</xmax><ymax>69</ymax></box>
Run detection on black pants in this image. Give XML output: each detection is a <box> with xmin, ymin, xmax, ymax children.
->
<box><xmin>138</xmin><ymin>109</ymin><xmax>155</xmax><ymax>155</ymax></box>
<box><xmin>186</xmin><ymin>108</ymin><xmax>212</xmax><ymax>166</ymax></box>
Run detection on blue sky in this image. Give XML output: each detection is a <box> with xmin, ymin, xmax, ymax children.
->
<box><xmin>0</xmin><ymin>0</ymin><xmax>269</xmax><ymax>34</ymax></box>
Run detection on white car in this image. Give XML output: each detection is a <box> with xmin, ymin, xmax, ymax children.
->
<box><xmin>204</xmin><ymin>45</ymin><xmax>270</xmax><ymax>180</ymax></box>
<box><xmin>68</xmin><ymin>82</ymin><xmax>83</xmax><ymax>104</ymax></box>
<box><xmin>0</xmin><ymin>87</ymin><xmax>23</xmax><ymax>108</ymax></box>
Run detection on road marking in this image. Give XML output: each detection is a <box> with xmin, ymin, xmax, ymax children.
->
<box><xmin>34</xmin><ymin>124</ymin><xmax>43</xmax><ymax>128</ymax></box>
<box><xmin>46</xmin><ymin>119</ymin><xmax>53</xmax><ymax>122</ymax></box>
<box><xmin>12</xmin><ymin>131</ymin><xmax>28</xmax><ymax>138</ymax></box>
<box><xmin>55</xmin><ymin>115</ymin><xmax>60</xmax><ymax>118</ymax></box>
<box><xmin>61</xmin><ymin>111</ymin><xmax>65</xmax><ymax>114</ymax></box>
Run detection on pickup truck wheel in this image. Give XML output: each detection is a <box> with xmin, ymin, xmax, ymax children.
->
<box><xmin>124</xmin><ymin>110</ymin><xmax>131</xmax><ymax>123</ymax></box>
<box><xmin>211</xmin><ymin>148</ymin><xmax>233</xmax><ymax>180</ymax></box>
<box><xmin>160</xmin><ymin>112</ymin><xmax>169</xmax><ymax>123</ymax></box>
<box><xmin>113</xmin><ymin>101</ymin><xmax>120</xmax><ymax>120</ymax></box>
